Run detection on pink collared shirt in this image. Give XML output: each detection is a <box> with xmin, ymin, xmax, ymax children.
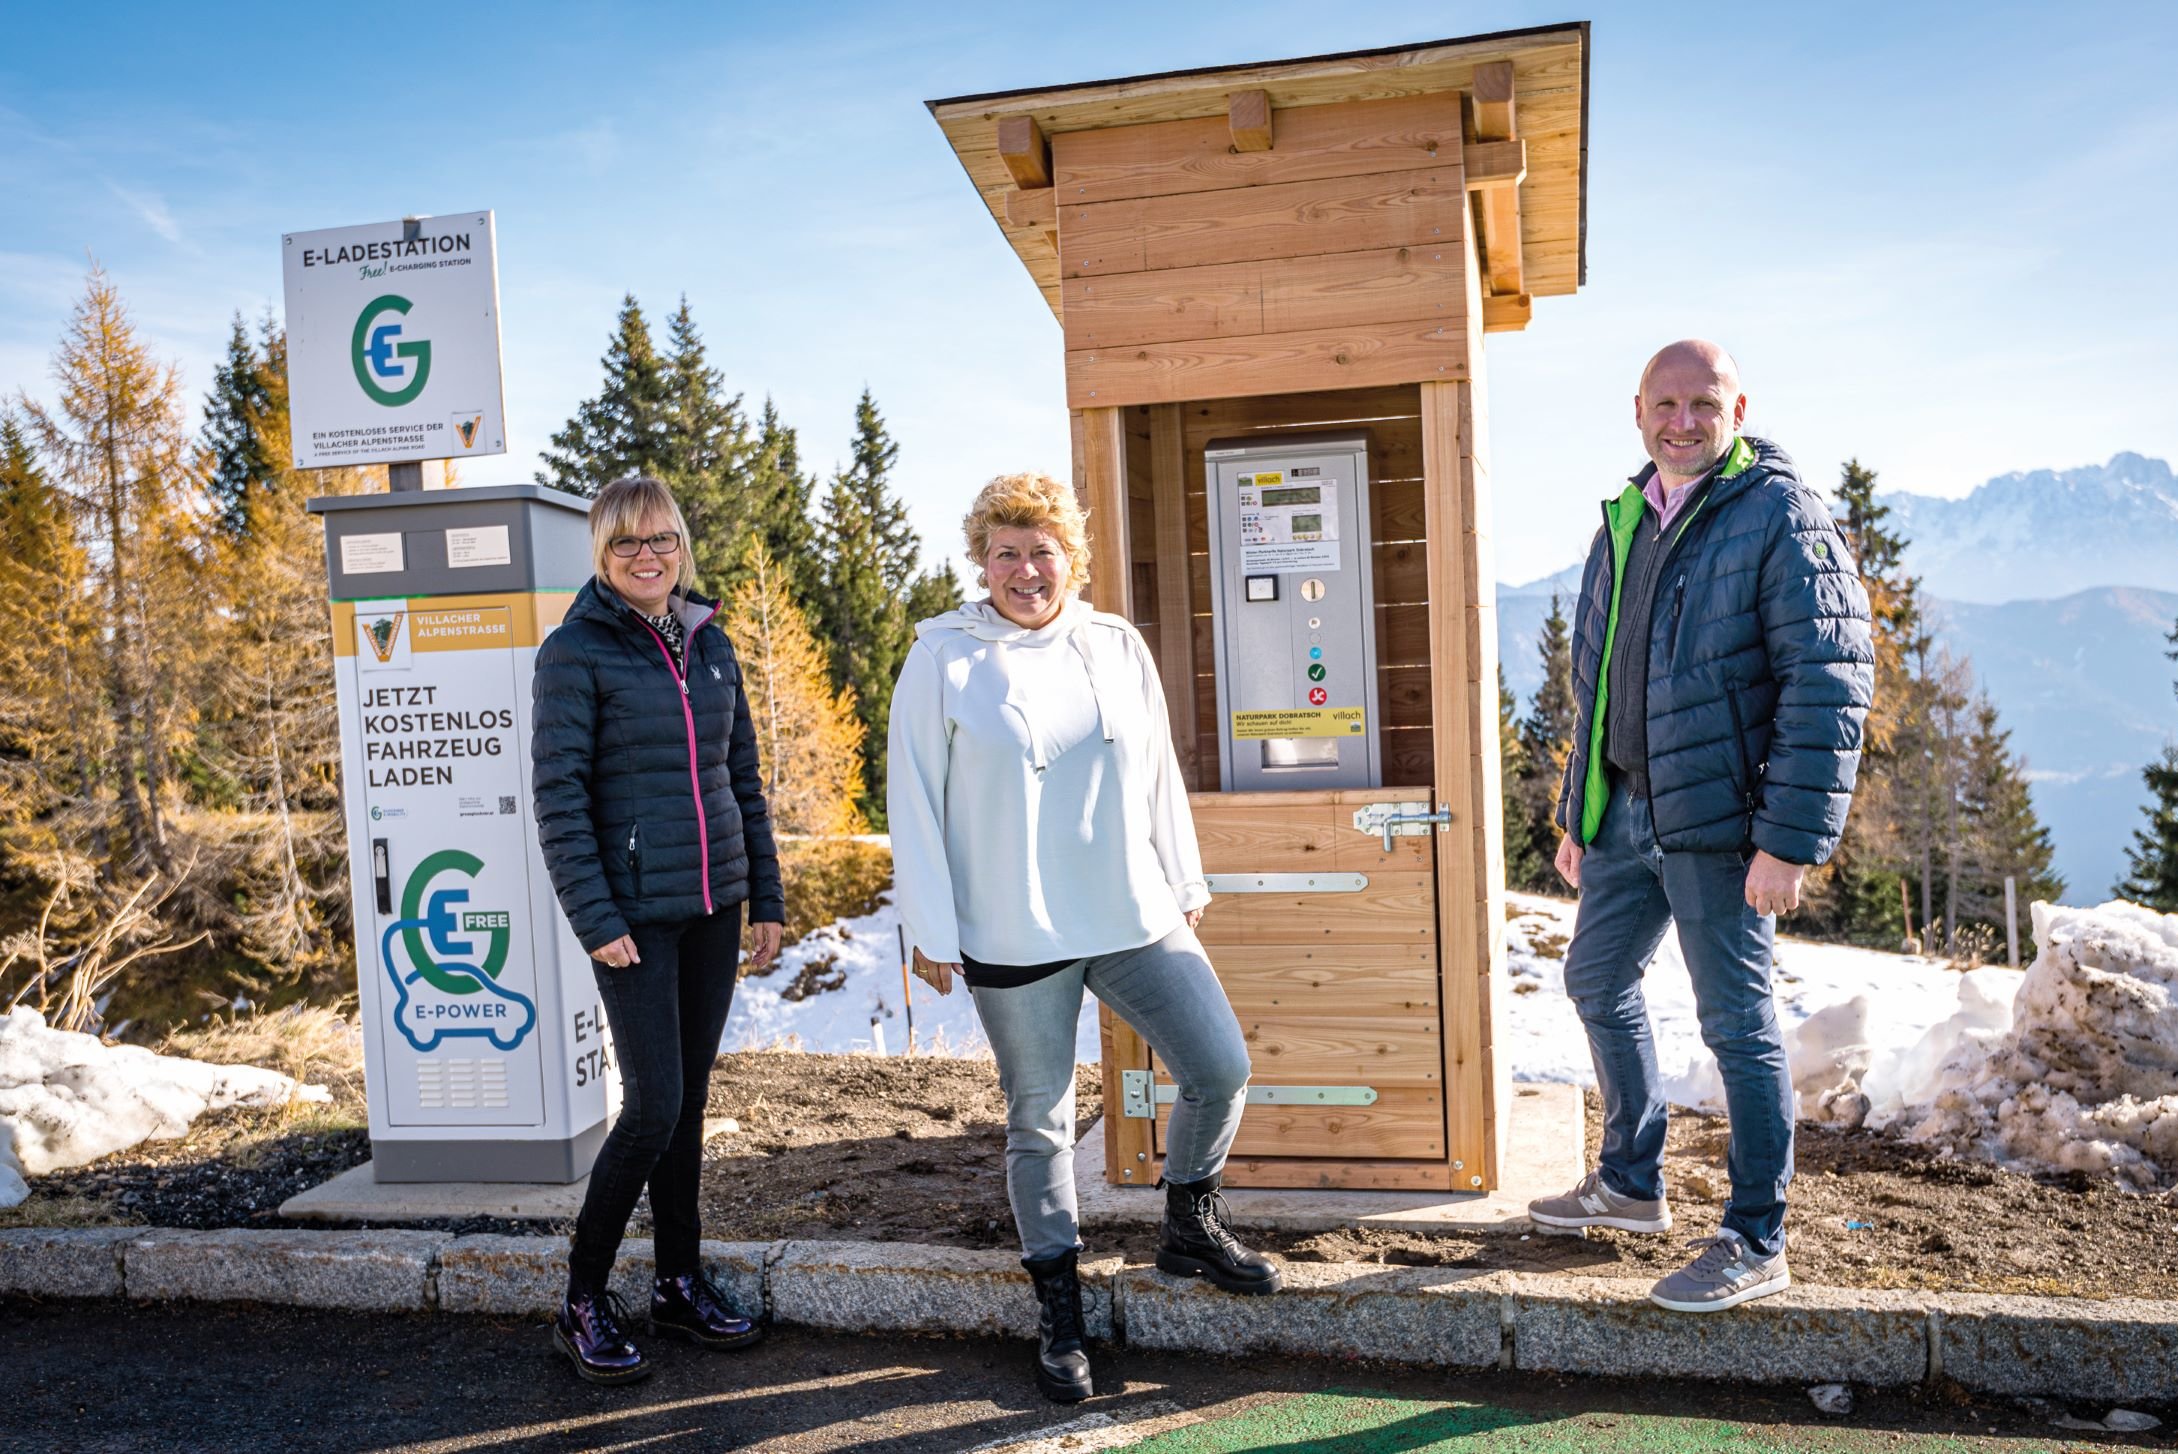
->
<box><xmin>1644</xmin><ymin>470</ymin><xmax>1703</xmax><ymax>536</ymax></box>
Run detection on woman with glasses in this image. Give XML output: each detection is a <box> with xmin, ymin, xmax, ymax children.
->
<box><xmin>531</xmin><ymin>474</ymin><xmax>785</xmax><ymax>1385</ymax></box>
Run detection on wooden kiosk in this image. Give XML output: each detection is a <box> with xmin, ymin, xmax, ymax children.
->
<box><xmin>927</xmin><ymin>24</ymin><xmax>1589</xmax><ymax>1192</ymax></box>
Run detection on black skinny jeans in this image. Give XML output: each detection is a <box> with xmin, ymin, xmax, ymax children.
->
<box><xmin>568</xmin><ymin>904</ymin><xmax>742</xmax><ymax>1290</ymax></box>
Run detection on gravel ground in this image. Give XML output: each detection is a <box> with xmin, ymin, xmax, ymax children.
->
<box><xmin>11</xmin><ymin>1054</ymin><xmax>2178</xmax><ymax>1297</ymax></box>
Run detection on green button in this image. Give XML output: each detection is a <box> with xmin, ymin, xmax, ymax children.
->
<box><xmin>1307</xmin><ymin>663</ymin><xmax>1327</xmax><ymax>681</ymax></box>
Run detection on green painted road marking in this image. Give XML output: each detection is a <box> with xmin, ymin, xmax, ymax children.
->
<box><xmin>1118</xmin><ymin>1390</ymin><xmax>2067</xmax><ymax>1453</ymax></box>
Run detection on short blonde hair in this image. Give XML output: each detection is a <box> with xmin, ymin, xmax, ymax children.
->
<box><xmin>590</xmin><ymin>476</ymin><xmax>698</xmax><ymax>595</ymax></box>
<box><xmin>962</xmin><ymin>472</ymin><xmax>1092</xmax><ymax>593</ymax></box>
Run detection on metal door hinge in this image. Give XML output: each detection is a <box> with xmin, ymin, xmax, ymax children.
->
<box><xmin>1351</xmin><ymin>802</ymin><xmax>1453</xmax><ymax>852</ymax></box>
<box><xmin>1204</xmin><ymin>872</ymin><xmax>1367</xmax><ymax>894</ymax></box>
<box><xmin>1120</xmin><ymin>1069</ymin><xmax>1378</xmax><ymax>1119</ymax></box>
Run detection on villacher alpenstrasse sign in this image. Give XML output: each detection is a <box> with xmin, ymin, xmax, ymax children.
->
<box><xmin>282</xmin><ymin>211</ymin><xmax>508</xmax><ymax>471</ymax></box>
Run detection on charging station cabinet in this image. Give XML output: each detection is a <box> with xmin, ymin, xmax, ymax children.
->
<box><xmin>1206</xmin><ymin>433</ymin><xmax>1381</xmax><ymax>792</ymax></box>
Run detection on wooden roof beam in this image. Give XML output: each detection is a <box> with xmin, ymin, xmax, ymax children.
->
<box><xmin>1467</xmin><ymin>60</ymin><xmax>1526</xmax><ymax>304</ymax></box>
<box><xmin>1228</xmin><ymin>89</ymin><xmax>1273</xmax><ymax>151</ymax></box>
<box><xmin>1462</xmin><ymin>138</ymin><xmax>1526</xmax><ymax>190</ymax></box>
<box><xmin>1002</xmin><ymin>186</ymin><xmax>1059</xmax><ymax>251</ymax></box>
<box><xmin>1481</xmin><ymin>293</ymin><xmax>1533</xmax><ymax>332</ymax></box>
<box><xmin>998</xmin><ymin>113</ymin><xmax>1052</xmax><ymax>188</ymax></box>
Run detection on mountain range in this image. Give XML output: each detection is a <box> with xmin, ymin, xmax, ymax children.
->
<box><xmin>1498</xmin><ymin>452</ymin><xmax>2178</xmax><ymax>900</ymax></box>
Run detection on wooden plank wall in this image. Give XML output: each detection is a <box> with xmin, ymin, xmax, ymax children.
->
<box><xmin>1161</xmin><ymin>787</ymin><xmax>1455</xmax><ymax>1186</ymax></box>
<box><xmin>1052</xmin><ymin>93</ymin><xmax>1472</xmax><ymax>409</ymax></box>
<box><xmin>1164</xmin><ymin>384</ymin><xmax>1433</xmax><ymax>791</ymax></box>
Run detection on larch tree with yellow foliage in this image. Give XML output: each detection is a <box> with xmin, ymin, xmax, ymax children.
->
<box><xmin>726</xmin><ymin>537</ymin><xmax>864</xmax><ymax>838</ymax></box>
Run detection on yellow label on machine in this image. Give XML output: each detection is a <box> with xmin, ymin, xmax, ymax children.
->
<box><xmin>1230</xmin><ymin>707</ymin><xmax>1367</xmax><ymax>740</ymax></box>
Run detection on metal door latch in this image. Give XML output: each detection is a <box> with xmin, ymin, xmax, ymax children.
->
<box><xmin>1120</xmin><ymin>1069</ymin><xmax>1377</xmax><ymax>1119</ymax></box>
<box><xmin>1351</xmin><ymin>802</ymin><xmax>1453</xmax><ymax>851</ymax></box>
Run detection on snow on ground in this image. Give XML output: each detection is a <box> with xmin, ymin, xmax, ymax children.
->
<box><xmin>725</xmin><ymin>894</ymin><xmax>1100</xmax><ymax>1063</ymax></box>
<box><xmin>0</xmin><ymin>1007</ymin><xmax>328</xmax><ymax>1208</ymax></box>
<box><xmin>1892</xmin><ymin>900</ymin><xmax>2178</xmax><ymax>1189</ymax></box>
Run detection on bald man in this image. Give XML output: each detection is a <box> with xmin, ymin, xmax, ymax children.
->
<box><xmin>1529</xmin><ymin>342</ymin><xmax>1873</xmax><ymax>1312</ymax></box>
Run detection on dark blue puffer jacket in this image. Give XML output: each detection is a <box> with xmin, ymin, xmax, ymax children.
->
<box><xmin>532</xmin><ymin>578</ymin><xmax>784</xmax><ymax>953</ymax></box>
<box><xmin>1555</xmin><ymin>437</ymin><xmax>1874</xmax><ymax>866</ymax></box>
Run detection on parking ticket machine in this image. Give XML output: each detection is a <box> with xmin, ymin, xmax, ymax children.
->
<box><xmin>1205</xmin><ymin>433</ymin><xmax>1382</xmax><ymax>792</ymax></box>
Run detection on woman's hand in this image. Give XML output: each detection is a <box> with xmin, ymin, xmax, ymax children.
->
<box><xmin>746</xmin><ymin>919</ymin><xmax>783</xmax><ymax>971</ymax></box>
<box><xmin>593</xmin><ymin>934</ymin><xmax>640</xmax><ymax>969</ymax></box>
<box><xmin>1185</xmin><ymin>907</ymin><xmax>1205</xmax><ymax>929</ymax></box>
<box><xmin>911</xmin><ymin>949</ymin><xmax>959</xmax><ymax>996</ymax></box>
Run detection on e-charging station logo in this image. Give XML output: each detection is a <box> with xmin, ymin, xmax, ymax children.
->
<box><xmin>380</xmin><ymin>848</ymin><xmax>536</xmax><ymax>1052</ymax></box>
<box><xmin>351</xmin><ymin>293</ymin><xmax>433</xmax><ymax>406</ymax></box>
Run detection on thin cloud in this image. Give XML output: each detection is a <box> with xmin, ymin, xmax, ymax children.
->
<box><xmin>107</xmin><ymin>183</ymin><xmax>182</xmax><ymax>244</ymax></box>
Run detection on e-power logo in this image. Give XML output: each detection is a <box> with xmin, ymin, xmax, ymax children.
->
<box><xmin>379</xmin><ymin>848</ymin><xmax>536</xmax><ymax>1052</ymax></box>
<box><xmin>351</xmin><ymin>294</ymin><xmax>433</xmax><ymax>406</ymax></box>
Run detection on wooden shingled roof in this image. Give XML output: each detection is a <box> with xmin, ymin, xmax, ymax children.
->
<box><xmin>926</xmin><ymin>22</ymin><xmax>1590</xmax><ymax>323</ymax></box>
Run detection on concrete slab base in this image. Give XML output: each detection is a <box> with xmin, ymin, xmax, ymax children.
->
<box><xmin>1076</xmin><ymin>1082</ymin><xmax>1584</xmax><ymax>1233</ymax></box>
<box><xmin>278</xmin><ymin>1117</ymin><xmax>738</xmax><ymax>1223</ymax></box>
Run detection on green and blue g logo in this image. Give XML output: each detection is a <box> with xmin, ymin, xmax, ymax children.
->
<box><xmin>380</xmin><ymin>848</ymin><xmax>535</xmax><ymax>1052</ymax></box>
<box><xmin>351</xmin><ymin>294</ymin><xmax>433</xmax><ymax>406</ymax></box>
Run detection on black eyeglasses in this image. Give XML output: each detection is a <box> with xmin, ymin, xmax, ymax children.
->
<box><xmin>608</xmin><ymin>532</ymin><xmax>682</xmax><ymax>558</ymax></box>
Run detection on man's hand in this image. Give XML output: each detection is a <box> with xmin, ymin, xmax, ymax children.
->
<box><xmin>1744</xmin><ymin>849</ymin><xmax>1806</xmax><ymax>917</ymax></box>
<box><xmin>746</xmin><ymin>920</ymin><xmax>783</xmax><ymax>971</ymax></box>
<box><xmin>1185</xmin><ymin>906</ymin><xmax>1206</xmax><ymax>930</ymax></box>
<box><xmin>911</xmin><ymin>948</ymin><xmax>958</xmax><ymax>996</ymax></box>
<box><xmin>593</xmin><ymin>934</ymin><xmax>640</xmax><ymax>969</ymax></box>
<box><xmin>1554</xmin><ymin>833</ymin><xmax>1584</xmax><ymax>890</ymax></box>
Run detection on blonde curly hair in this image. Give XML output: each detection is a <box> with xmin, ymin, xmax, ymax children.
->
<box><xmin>961</xmin><ymin>471</ymin><xmax>1092</xmax><ymax>593</ymax></box>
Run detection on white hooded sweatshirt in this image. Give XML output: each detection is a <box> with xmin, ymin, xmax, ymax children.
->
<box><xmin>886</xmin><ymin>597</ymin><xmax>1210</xmax><ymax>967</ymax></box>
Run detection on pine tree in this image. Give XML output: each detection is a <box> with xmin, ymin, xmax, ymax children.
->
<box><xmin>746</xmin><ymin>397</ymin><xmax>819</xmax><ymax>603</ymax></box>
<box><xmin>202</xmin><ymin>325</ymin><xmax>363</xmax><ymax>982</ymax></box>
<box><xmin>1954</xmin><ymin>696</ymin><xmax>2064</xmax><ymax>938</ymax></box>
<box><xmin>2116</xmin><ymin>615</ymin><xmax>2178</xmax><ymax>910</ymax></box>
<box><xmin>905</xmin><ymin>561</ymin><xmax>963</xmax><ymax>623</ymax></box>
<box><xmin>17</xmin><ymin>266</ymin><xmax>210</xmax><ymax>873</ymax></box>
<box><xmin>200</xmin><ymin>314</ymin><xmax>279</xmax><ymax>537</ymax></box>
<box><xmin>1498</xmin><ymin>665</ymin><xmax>1544</xmax><ymax>890</ymax></box>
<box><xmin>726</xmin><ymin>538</ymin><xmax>865</xmax><ymax>838</ymax></box>
<box><xmin>815</xmin><ymin>389</ymin><xmax>923</xmax><ymax>823</ymax></box>
<box><xmin>1512</xmin><ymin>594</ymin><xmax>1578</xmax><ymax>885</ymax></box>
<box><xmin>0</xmin><ymin>415</ymin><xmax>102</xmax><ymax>836</ymax></box>
<box><xmin>534</xmin><ymin>296</ymin><xmax>676</xmax><ymax>497</ymax></box>
<box><xmin>660</xmin><ymin>297</ymin><xmax>754</xmax><ymax>587</ymax></box>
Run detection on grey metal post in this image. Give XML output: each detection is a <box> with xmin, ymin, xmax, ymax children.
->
<box><xmin>386</xmin><ymin>460</ymin><xmax>447</xmax><ymax>492</ymax></box>
<box><xmin>2004</xmin><ymin>875</ymin><xmax>2019</xmax><ymax>967</ymax></box>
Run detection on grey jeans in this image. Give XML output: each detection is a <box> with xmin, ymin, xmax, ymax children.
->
<box><xmin>969</xmin><ymin>923</ymin><xmax>1251</xmax><ymax>1260</ymax></box>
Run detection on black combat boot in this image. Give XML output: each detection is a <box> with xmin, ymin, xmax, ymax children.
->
<box><xmin>651</xmin><ymin>1271</ymin><xmax>763</xmax><ymax>1350</ymax></box>
<box><xmin>1022</xmin><ymin>1249</ymin><xmax>1094</xmax><ymax>1403</ymax></box>
<box><xmin>552</xmin><ymin>1280</ymin><xmax>652</xmax><ymax>1385</ymax></box>
<box><xmin>1156</xmin><ymin>1173</ymin><xmax>1282</xmax><ymax>1294</ymax></box>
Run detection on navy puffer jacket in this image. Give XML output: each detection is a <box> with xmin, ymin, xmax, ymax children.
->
<box><xmin>1555</xmin><ymin>437</ymin><xmax>1873</xmax><ymax>866</ymax></box>
<box><xmin>532</xmin><ymin>577</ymin><xmax>784</xmax><ymax>953</ymax></box>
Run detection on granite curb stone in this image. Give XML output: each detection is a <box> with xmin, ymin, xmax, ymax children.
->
<box><xmin>1121</xmin><ymin>1263</ymin><xmax>1505</xmax><ymax>1368</ymax></box>
<box><xmin>768</xmin><ymin>1241</ymin><xmax>1119</xmax><ymax>1341</ymax></box>
<box><xmin>0</xmin><ymin>1227</ymin><xmax>136</xmax><ymax>1299</ymax></box>
<box><xmin>1933</xmin><ymin>1291</ymin><xmax>2178</xmax><ymax>1402</ymax></box>
<box><xmin>1508</xmin><ymin>1275</ymin><xmax>1932</xmax><ymax>1386</ymax></box>
<box><xmin>434</xmin><ymin>1235</ymin><xmax>767</xmax><ymax>1321</ymax></box>
<box><xmin>122</xmin><ymin>1228</ymin><xmax>449</xmax><ymax>1313</ymax></box>
<box><xmin>1507</xmin><ymin>1274</ymin><xmax>1932</xmax><ymax>1387</ymax></box>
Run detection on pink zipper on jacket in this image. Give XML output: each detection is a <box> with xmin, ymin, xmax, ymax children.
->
<box><xmin>637</xmin><ymin>609</ymin><xmax>717</xmax><ymax>915</ymax></box>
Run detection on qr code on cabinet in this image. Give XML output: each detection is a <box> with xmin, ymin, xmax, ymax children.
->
<box><xmin>499</xmin><ymin>797</ymin><xmax>517</xmax><ymax>815</ymax></box>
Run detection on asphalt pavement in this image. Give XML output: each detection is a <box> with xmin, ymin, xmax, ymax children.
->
<box><xmin>1</xmin><ymin>1298</ymin><xmax>2166</xmax><ymax>1453</ymax></box>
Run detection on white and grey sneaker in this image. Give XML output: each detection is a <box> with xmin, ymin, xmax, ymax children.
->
<box><xmin>1648</xmin><ymin>1230</ymin><xmax>1790</xmax><ymax>1312</ymax></box>
<box><xmin>1526</xmin><ymin>1168</ymin><xmax>1673</xmax><ymax>1234</ymax></box>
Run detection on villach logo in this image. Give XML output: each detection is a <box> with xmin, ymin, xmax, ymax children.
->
<box><xmin>379</xmin><ymin>848</ymin><xmax>536</xmax><ymax>1052</ymax></box>
<box><xmin>351</xmin><ymin>294</ymin><xmax>433</xmax><ymax>406</ymax></box>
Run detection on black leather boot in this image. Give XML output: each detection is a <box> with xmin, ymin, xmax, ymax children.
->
<box><xmin>1157</xmin><ymin>1173</ymin><xmax>1282</xmax><ymax>1295</ymax></box>
<box><xmin>552</xmin><ymin>1282</ymin><xmax>652</xmax><ymax>1385</ymax></box>
<box><xmin>1022</xmin><ymin>1249</ymin><xmax>1094</xmax><ymax>1403</ymax></box>
<box><xmin>651</xmin><ymin>1271</ymin><xmax>763</xmax><ymax>1350</ymax></box>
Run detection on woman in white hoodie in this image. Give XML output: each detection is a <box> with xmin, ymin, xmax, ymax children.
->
<box><xmin>888</xmin><ymin>471</ymin><xmax>1280</xmax><ymax>1405</ymax></box>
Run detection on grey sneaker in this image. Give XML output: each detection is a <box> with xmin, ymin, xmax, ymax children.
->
<box><xmin>1527</xmin><ymin>1169</ymin><xmax>1673</xmax><ymax>1234</ymax></box>
<box><xmin>1648</xmin><ymin>1231</ymin><xmax>1790</xmax><ymax>1312</ymax></box>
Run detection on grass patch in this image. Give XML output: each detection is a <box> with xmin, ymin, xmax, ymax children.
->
<box><xmin>160</xmin><ymin>1003</ymin><xmax>367</xmax><ymax>1117</ymax></box>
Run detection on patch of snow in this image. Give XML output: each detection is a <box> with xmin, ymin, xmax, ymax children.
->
<box><xmin>0</xmin><ymin>1007</ymin><xmax>327</xmax><ymax>1206</ymax></box>
<box><xmin>724</xmin><ymin>894</ymin><xmax>1100</xmax><ymax>1063</ymax></box>
<box><xmin>1890</xmin><ymin>900</ymin><xmax>2178</xmax><ymax>1189</ymax></box>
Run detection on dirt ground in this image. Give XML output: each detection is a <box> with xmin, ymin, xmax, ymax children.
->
<box><xmin>13</xmin><ymin>1052</ymin><xmax>2176</xmax><ymax>1299</ymax></box>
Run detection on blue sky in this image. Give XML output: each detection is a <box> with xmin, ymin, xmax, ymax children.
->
<box><xmin>5</xmin><ymin>1</ymin><xmax>2175</xmax><ymax>585</ymax></box>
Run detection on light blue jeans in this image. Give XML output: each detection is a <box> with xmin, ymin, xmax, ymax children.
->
<box><xmin>1562</xmin><ymin>780</ymin><xmax>1794</xmax><ymax>1258</ymax></box>
<box><xmin>969</xmin><ymin>923</ymin><xmax>1251</xmax><ymax>1261</ymax></box>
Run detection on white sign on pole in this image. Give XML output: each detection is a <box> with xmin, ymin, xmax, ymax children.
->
<box><xmin>282</xmin><ymin>211</ymin><xmax>508</xmax><ymax>470</ymax></box>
